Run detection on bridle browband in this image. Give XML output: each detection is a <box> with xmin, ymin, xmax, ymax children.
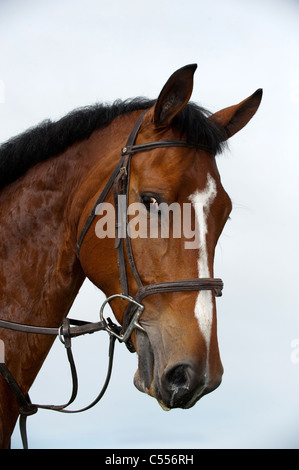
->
<box><xmin>0</xmin><ymin>109</ymin><xmax>224</xmax><ymax>448</ymax></box>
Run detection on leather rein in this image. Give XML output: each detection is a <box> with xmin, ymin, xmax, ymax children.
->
<box><xmin>0</xmin><ymin>110</ymin><xmax>224</xmax><ymax>448</ymax></box>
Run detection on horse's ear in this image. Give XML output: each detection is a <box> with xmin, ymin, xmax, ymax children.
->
<box><xmin>210</xmin><ymin>89</ymin><xmax>263</xmax><ymax>139</ymax></box>
<box><xmin>153</xmin><ymin>64</ymin><xmax>197</xmax><ymax>128</ymax></box>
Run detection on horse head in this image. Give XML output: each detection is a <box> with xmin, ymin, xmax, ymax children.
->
<box><xmin>78</xmin><ymin>64</ymin><xmax>262</xmax><ymax>410</ymax></box>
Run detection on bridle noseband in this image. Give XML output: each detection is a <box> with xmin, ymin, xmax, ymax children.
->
<box><xmin>76</xmin><ymin>110</ymin><xmax>224</xmax><ymax>349</ymax></box>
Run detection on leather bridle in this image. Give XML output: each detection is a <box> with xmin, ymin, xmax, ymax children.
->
<box><xmin>76</xmin><ymin>110</ymin><xmax>223</xmax><ymax>348</ymax></box>
<box><xmin>0</xmin><ymin>109</ymin><xmax>224</xmax><ymax>448</ymax></box>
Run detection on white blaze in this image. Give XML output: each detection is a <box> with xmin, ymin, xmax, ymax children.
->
<box><xmin>189</xmin><ymin>174</ymin><xmax>217</xmax><ymax>347</ymax></box>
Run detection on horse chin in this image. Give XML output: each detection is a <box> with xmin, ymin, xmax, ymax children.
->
<box><xmin>146</xmin><ymin>382</ymin><xmax>171</xmax><ymax>411</ymax></box>
<box><xmin>134</xmin><ymin>369</ymin><xmax>171</xmax><ymax>411</ymax></box>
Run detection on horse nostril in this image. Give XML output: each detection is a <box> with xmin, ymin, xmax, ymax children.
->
<box><xmin>166</xmin><ymin>365</ymin><xmax>190</xmax><ymax>390</ymax></box>
<box><xmin>161</xmin><ymin>363</ymin><xmax>197</xmax><ymax>408</ymax></box>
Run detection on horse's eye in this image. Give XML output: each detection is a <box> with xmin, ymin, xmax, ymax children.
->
<box><xmin>141</xmin><ymin>194</ymin><xmax>160</xmax><ymax>212</ymax></box>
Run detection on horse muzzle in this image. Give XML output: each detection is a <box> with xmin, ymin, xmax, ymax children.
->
<box><xmin>134</xmin><ymin>328</ymin><xmax>222</xmax><ymax>410</ymax></box>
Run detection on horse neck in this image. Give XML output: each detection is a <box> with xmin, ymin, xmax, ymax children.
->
<box><xmin>0</xmin><ymin>113</ymin><xmax>137</xmax><ymax>325</ymax></box>
<box><xmin>0</xmin><ymin>141</ymin><xmax>87</xmax><ymax>446</ymax></box>
<box><xmin>0</xmin><ymin>112</ymin><xmax>138</xmax><ymax>444</ymax></box>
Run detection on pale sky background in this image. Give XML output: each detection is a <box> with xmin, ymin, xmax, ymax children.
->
<box><xmin>0</xmin><ymin>0</ymin><xmax>298</xmax><ymax>449</ymax></box>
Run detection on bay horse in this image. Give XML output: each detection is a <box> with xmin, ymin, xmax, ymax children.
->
<box><xmin>0</xmin><ymin>64</ymin><xmax>262</xmax><ymax>448</ymax></box>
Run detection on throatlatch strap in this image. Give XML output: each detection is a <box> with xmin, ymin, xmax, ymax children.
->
<box><xmin>76</xmin><ymin>157</ymin><xmax>125</xmax><ymax>257</ymax></box>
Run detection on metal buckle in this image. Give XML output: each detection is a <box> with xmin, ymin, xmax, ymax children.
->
<box><xmin>99</xmin><ymin>294</ymin><xmax>145</xmax><ymax>343</ymax></box>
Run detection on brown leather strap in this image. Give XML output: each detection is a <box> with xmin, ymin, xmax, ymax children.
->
<box><xmin>121</xmin><ymin>278</ymin><xmax>223</xmax><ymax>335</ymax></box>
<box><xmin>0</xmin><ymin>363</ymin><xmax>38</xmax><ymax>416</ymax></box>
<box><xmin>113</xmin><ymin>164</ymin><xmax>130</xmax><ymax>295</ymax></box>
<box><xmin>75</xmin><ymin>110</ymin><xmax>147</xmax><ymax>257</ymax></box>
<box><xmin>76</xmin><ymin>156</ymin><xmax>125</xmax><ymax>257</ymax></box>
<box><xmin>134</xmin><ymin>278</ymin><xmax>224</xmax><ymax>302</ymax></box>
<box><xmin>0</xmin><ymin>318</ymin><xmax>118</xmax><ymax>448</ymax></box>
<box><xmin>0</xmin><ymin>318</ymin><xmax>106</xmax><ymax>337</ymax></box>
<box><xmin>122</xmin><ymin>139</ymin><xmax>211</xmax><ymax>156</ymax></box>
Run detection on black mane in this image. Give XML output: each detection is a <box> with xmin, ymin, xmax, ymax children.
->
<box><xmin>0</xmin><ymin>98</ymin><xmax>226</xmax><ymax>190</ymax></box>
